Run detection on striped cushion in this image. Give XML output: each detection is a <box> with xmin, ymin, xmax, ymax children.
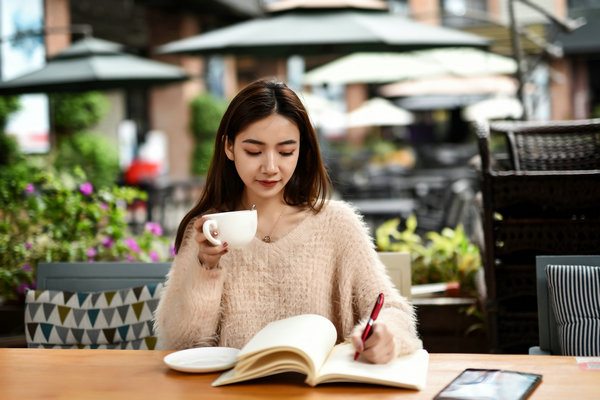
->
<box><xmin>546</xmin><ymin>265</ymin><xmax>600</xmax><ymax>356</ymax></box>
<box><xmin>25</xmin><ymin>283</ymin><xmax>164</xmax><ymax>350</ymax></box>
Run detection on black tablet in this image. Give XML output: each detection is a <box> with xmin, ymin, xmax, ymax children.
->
<box><xmin>434</xmin><ymin>368</ymin><xmax>542</xmax><ymax>400</ymax></box>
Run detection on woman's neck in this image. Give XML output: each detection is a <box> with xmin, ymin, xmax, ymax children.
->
<box><xmin>241</xmin><ymin>194</ymin><xmax>286</xmax><ymax>215</ymax></box>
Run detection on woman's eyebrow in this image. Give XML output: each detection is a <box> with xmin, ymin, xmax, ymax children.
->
<box><xmin>278</xmin><ymin>139</ymin><xmax>298</xmax><ymax>145</ymax></box>
<box><xmin>241</xmin><ymin>139</ymin><xmax>264</xmax><ymax>145</ymax></box>
<box><xmin>241</xmin><ymin>139</ymin><xmax>298</xmax><ymax>145</ymax></box>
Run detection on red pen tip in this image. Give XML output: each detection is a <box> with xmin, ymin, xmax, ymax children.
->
<box><xmin>353</xmin><ymin>351</ymin><xmax>359</xmax><ymax>360</ymax></box>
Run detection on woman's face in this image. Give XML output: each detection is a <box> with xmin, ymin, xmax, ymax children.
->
<box><xmin>225</xmin><ymin>113</ymin><xmax>300</xmax><ymax>203</ymax></box>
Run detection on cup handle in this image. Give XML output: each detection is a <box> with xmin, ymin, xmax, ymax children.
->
<box><xmin>202</xmin><ymin>219</ymin><xmax>222</xmax><ymax>246</ymax></box>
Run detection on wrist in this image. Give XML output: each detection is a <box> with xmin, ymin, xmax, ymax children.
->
<box><xmin>197</xmin><ymin>256</ymin><xmax>221</xmax><ymax>270</ymax></box>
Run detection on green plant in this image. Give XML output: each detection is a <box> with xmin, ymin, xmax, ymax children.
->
<box><xmin>0</xmin><ymin>95</ymin><xmax>21</xmax><ymax>131</ymax></box>
<box><xmin>0</xmin><ymin>131</ymin><xmax>23</xmax><ymax>166</ymax></box>
<box><xmin>376</xmin><ymin>215</ymin><xmax>482</xmax><ymax>297</ymax></box>
<box><xmin>192</xmin><ymin>139</ymin><xmax>216</xmax><ymax>177</ymax></box>
<box><xmin>51</xmin><ymin>91</ymin><xmax>109</xmax><ymax>134</ymax></box>
<box><xmin>368</xmin><ymin>138</ymin><xmax>396</xmax><ymax>162</ymax></box>
<box><xmin>47</xmin><ymin>91</ymin><xmax>119</xmax><ymax>188</ymax></box>
<box><xmin>54</xmin><ymin>131</ymin><xmax>120</xmax><ymax>189</ymax></box>
<box><xmin>189</xmin><ymin>93</ymin><xmax>227</xmax><ymax>175</ymax></box>
<box><xmin>0</xmin><ymin>153</ymin><xmax>173</xmax><ymax>303</ymax></box>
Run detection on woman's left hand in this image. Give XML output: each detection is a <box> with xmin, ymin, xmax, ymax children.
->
<box><xmin>350</xmin><ymin>321</ymin><xmax>396</xmax><ymax>364</ymax></box>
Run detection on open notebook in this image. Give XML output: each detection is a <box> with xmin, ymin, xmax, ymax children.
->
<box><xmin>213</xmin><ymin>314</ymin><xmax>429</xmax><ymax>389</ymax></box>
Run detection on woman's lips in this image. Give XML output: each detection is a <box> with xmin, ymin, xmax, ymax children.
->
<box><xmin>258</xmin><ymin>180</ymin><xmax>278</xmax><ymax>187</ymax></box>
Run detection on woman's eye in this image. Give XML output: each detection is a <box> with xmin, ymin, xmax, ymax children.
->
<box><xmin>245</xmin><ymin>150</ymin><xmax>260</xmax><ymax>156</ymax></box>
<box><xmin>280</xmin><ymin>151</ymin><xmax>295</xmax><ymax>156</ymax></box>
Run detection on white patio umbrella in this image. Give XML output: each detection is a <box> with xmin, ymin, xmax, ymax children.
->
<box><xmin>299</xmin><ymin>91</ymin><xmax>336</xmax><ymax>126</ymax></box>
<box><xmin>303</xmin><ymin>47</ymin><xmax>517</xmax><ymax>85</ymax></box>
<box><xmin>347</xmin><ymin>97</ymin><xmax>414</xmax><ymax>127</ymax></box>
<box><xmin>298</xmin><ymin>91</ymin><xmax>347</xmax><ymax>136</ymax></box>
<box><xmin>379</xmin><ymin>75</ymin><xmax>518</xmax><ymax>97</ymax></box>
<box><xmin>461</xmin><ymin>97</ymin><xmax>524</xmax><ymax>122</ymax></box>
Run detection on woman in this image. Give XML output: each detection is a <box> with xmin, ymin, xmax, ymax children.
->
<box><xmin>154</xmin><ymin>79</ymin><xmax>421</xmax><ymax>363</ymax></box>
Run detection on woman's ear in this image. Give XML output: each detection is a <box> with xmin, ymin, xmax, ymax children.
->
<box><xmin>224</xmin><ymin>136</ymin><xmax>234</xmax><ymax>161</ymax></box>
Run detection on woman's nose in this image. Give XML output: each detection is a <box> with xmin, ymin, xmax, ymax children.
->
<box><xmin>262</xmin><ymin>151</ymin><xmax>277</xmax><ymax>173</ymax></box>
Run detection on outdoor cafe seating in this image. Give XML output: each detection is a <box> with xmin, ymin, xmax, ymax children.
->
<box><xmin>474</xmin><ymin>118</ymin><xmax>600</xmax><ymax>354</ymax></box>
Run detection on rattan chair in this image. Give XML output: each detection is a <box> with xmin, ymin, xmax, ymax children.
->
<box><xmin>487</xmin><ymin>119</ymin><xmax>600</xmax><ymax>171</ymax></box>
<box><xmin>475</xmin><ymin>119</ymin><xmax>600</xmax><ymax>353</ymax></box>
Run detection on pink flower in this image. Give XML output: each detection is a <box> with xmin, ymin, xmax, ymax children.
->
<box><xmin>170</xmin><ymin>244</ymin><xmax>176</xmax><ymax>257</ymax></box>
<box><xmin>145</xmin><ymin>222</ymin><xmax>163</xmax><ymax>236</ymax></box>
<box><xmin>100</xmin><ymin>202</ymin><xmax>109</xmax><ymax>211</ymax></box>
<box><xmin>102</xmin><ymin>237</ymin><xmax>114</xmax><ymax>248</ymax></box>
<box><xmin>149</xmin><ymin>251</ymin><xmax>159</xmax><ymax>262</ymax></box>
<box><xmin>124</xmin><ymin>238</ymin><xmax>141</xmax><ymax>253</ymax></box>
<box><xmin>17</xmin><ymin>282</ymin><xmax>32</xmax><ymax>294</ymax></box>
<box><xmin>79</xmin><ymin>182</ymin><xmax>93</xmax><ymax>196</ymax></box>
<box><xmin>22</xmin><ymin>264</ymin><xmax>32</xmax><ymax>272</ymax></box>
<box><xmin>86</xmin><ymin>248</ymin><xmax>97</xmax><ymax>258</ymax></box>
<box><xmin>25</xmin><ymin>184</ymin><xmax>34</xmax><ymax>194</ymax></box>
<box><xmin>126</xmin><ymin>254</ymin><xmax>136</xmax><ymax>262</ymax></box>
<box><xmin>25</xmin><ymin>243</ymin><xmax>32</xmax><ymax>250</ymax></box>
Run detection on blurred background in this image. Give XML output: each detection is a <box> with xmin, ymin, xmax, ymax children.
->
<box><xmin>2</xmin><ymin>0</ymin><xmax>597</xmax><ymax>237</ymax></box>
<box><xmin>1</xmin><ymin>0</ymin><xmax>598</xmax><ymax>352</ymax></box>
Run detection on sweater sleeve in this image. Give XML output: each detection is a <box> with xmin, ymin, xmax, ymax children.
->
<box><xmin>334</xmin><ymin>202</ymin><xmax>422</xmax><ymax>356</ymax></box>
<box><xmin>153</xmin><ymin>219</ymin><xmax>226</xmax><ymax>350</ymax></box>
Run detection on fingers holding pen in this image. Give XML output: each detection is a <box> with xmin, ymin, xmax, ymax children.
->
<box><xmin>364</xmin><ymin>322</ymin><xmax>395</xmax><ymax>364</ymax></box>
<box><xmin>351</xmin><ymin>322</ymin><xmax>395</xmax><ymax>364</ymax></box>
<box><xmin>350</xmin><ymin>326</ymin><xmax>365</xmax><ymax>353</ymax></box>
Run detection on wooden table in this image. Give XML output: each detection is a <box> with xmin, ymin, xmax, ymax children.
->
<box><xmin>0</xmin><ymin>349</ymin><xmax>597</xmax><ymax>399</ymax></box>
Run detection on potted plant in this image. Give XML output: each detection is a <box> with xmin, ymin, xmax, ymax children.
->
<box><xmin>376</xmin><ymin>215</ymin><xmax>487</xmax><ymax>352</ymax></box>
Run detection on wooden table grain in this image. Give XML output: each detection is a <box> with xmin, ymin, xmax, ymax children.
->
<box><xmin>0</xmin><ymin>349</ymin><xmax>597</xmax><ymax>399</ymax></box>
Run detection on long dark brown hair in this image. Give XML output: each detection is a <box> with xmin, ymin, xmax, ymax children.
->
<box><xmin>174</xmin><ymin>79</ymin><xmax>331</xmax><ymax>252</ymax></box>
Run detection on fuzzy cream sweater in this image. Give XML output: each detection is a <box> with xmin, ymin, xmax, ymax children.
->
<box><xmin>154</xmin><ymin>200</ymin><xmax>421</xmax><ymax>355</ymax></box>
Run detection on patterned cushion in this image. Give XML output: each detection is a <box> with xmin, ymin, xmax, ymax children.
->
<box><xmin>546</xmin><ymin>264</ymin><xmax>600</xmax><ymax>356</ymax></box>
<box><xmin>25</xmin><ymin>283</ymin><xmax>164</xmax><ymax>350</ymax></box>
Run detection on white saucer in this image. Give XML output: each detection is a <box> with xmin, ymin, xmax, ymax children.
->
<box><xmin>163</xmin><ymin>347</ymin><xmax>240</xmax><ymax>373</ymax></box>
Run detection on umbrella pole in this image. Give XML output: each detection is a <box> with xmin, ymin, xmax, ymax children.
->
<box><xmin>508</xmin><ymin>0</ymin><xmax>529</xmax><ymax>121</ymax></box>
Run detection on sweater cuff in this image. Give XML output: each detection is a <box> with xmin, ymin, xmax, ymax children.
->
<box><xmin>195</xmin><ymin>255</ymin><xmax>223</xmax><ymax>276</ymax></box>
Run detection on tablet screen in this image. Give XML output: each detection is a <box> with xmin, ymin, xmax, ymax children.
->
<box><xmin>434</xmin><ymin>368</ymin><xmax>542</xmax><ymax>400</ymax></box>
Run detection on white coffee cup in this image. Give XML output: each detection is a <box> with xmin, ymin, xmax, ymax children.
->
<box><xmin>202</xmin><ymin>210</ymin><xmax>257</xmax><ymax>249</ymax></box>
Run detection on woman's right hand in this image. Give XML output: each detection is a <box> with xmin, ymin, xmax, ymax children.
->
<box><xmin>193</xmin><ymin>217</ymin><xmax>228</xmax><ymax>269</ymax></box>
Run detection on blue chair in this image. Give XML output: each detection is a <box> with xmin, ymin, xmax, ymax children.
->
<box><xmin>36</xmin><ymin>262</ymin><xmax>171</xmax><ymax>291</ymax></box>
<box><xmin>531</xmin><ymin>255</ymin><xmax>600</xmax><ymax>355</ymax></box>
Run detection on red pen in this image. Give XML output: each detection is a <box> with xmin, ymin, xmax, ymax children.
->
<box><xmin>354</xmin><ymin>292</ymin><xmax>384</xmax><ymax>360</ymax></box>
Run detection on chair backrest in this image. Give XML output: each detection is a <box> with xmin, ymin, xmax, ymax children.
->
<box><xmin>378</xmin><ymin>252</ymin><xmax>411</xmax><ymax>301</ymax></box>
<box><xmin>535</xmin><ymin>255</ymin><xmax>600</xmax><ymax>355</ymax></box>
<box><xmin>486</xmin><ymin>119</ymin><xmax>600</xmax><ymax>171</ymax></box>
<box><xmin>26</xmin><ymin>262</ymin><xmax>171</xmax><ymax>350</ymax></box>
<box><xmin>36</xmin><ymin>262</ymin><xmax>171</xmax><ymax>291</ymax></box>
